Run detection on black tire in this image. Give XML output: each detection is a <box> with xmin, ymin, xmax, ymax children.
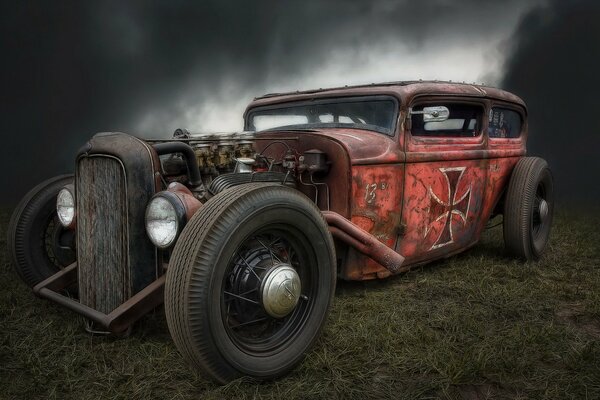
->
<box><xmin>503</xmin><ymin>157</ymin><xmax>554</xmax><ymax>260</ymax></box>
<box><xmin>165</xmin><ymin>183</ymin><xmax>336</xmax><ymax>383</ymax></box>
<box><xmin>8</xmin><ymin>175</ymin><xmax>77</xmax><ymax>287</ymax></box>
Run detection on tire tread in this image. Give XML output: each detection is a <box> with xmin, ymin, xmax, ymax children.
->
<box><xmin>7</xmin><ymin>174</ymin><xmax>74</xmax><ymax>286</ymax></box>
<box><xmin>165</xmin><ymin>183</ymin><xmax>334</xmax><ymax>383</ymax></box>
<box><xmin>503</xmin><ymin>157</ymin><xmax>552</xmax><ymax>260</ymax></box>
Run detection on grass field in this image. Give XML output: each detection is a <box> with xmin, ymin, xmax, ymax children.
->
<box><xmin>1</xmin><ymin>208</ymin><xmax>599</xmax><ymax>400</ymax></box>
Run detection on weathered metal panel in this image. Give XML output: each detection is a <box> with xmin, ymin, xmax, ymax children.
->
<box><xmin>77</xmin><ymin>156</ymin><xmax>129</xmax><ymax>313</ymax></box>
<box><xmin>479</xmin><ymin>156</ymin><xmax>521</xmax><ymax>234</ymax></box>
<box><xmin>339</xmin><ymin>164</ymin><xmax>405</xmax><ymax>280</ymax></box>
<box><xmin>251</xmin><ymin>88</ymin><xmax>527</xmax><ymax>281</ymax></box>
<box><xmin>397</xmin><ymin>158</ymin><xmax>487</xmax><ymax>266</ymax></box>
<box><xmin>304</xmin><ymin>129</ymin><xmax>405</xmax><ymax>165</ymax></box>
<box><xmin>396</xmin><ymin>96</ymin><xmax>489</xmax><ymax>266</ymax></box>
<box><xmin>77</xmin><ymin>133</ymin><xmax>160</xmax><ymax>296</ymax></box>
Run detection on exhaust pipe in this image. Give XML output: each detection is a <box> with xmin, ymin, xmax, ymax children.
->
<box><xmin>322</xmin><ymin>211</ymin><xmax>406</xmax><ymax>274</ymax></box>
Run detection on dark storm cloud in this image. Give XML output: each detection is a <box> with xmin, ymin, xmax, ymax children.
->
<box><xmin>1</xmin><ymin>0</ymin><xmax>535</xmax><ymax>204</ymax></box>
<box><xmin>502</xmin><ymin>0</ymin><xmax>600</xmax><ymax>205</ymax></box>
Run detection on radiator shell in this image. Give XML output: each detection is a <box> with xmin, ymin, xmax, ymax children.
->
<box><xmin>76</xmin><ymin>132</ymin><xmax>160</xmax><ymax>313</ymax></box>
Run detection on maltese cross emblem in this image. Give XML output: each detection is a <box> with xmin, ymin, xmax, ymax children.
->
<box><xmin>425</xmin><ymin>167</ymin><xmax>471</xmax><ymax>250</ymax></box>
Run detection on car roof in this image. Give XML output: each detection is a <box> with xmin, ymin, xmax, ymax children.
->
<box><xmin>247</xmin><ymin>80</ymin><xmax>526</xmax><ymax>113</ymax></box>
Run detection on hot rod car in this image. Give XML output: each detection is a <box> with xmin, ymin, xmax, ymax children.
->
<box><xmin>8</xmin><ymin>81</ymin><xmax>553</xmax><ymax>382</ymax></box>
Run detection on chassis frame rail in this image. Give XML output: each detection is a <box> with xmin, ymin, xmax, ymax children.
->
<box><xmin>32</xmin><ymin>263</ymin><xmax>165</xmax><ymax>334</ymax></box>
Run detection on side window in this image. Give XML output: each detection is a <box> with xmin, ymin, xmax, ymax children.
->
<box><xmin>411</xmin><ymin>103</ymin><xmax>482</xmax><ymax>138</ymax></box>
<box><xmin>488</xmin><ymin>108</ymin><xmax>522</xmax><ymax>138</ymax></box>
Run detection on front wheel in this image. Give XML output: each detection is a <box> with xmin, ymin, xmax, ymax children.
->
<box><xmin>165</xmin><ymin>183</ymin><xmax>336</xmax><ymax>383</ymax></box>
<box><xmin>8</xmin><ymin>175</ymin><xmax>76</xmax><ymax>287</ymax></box>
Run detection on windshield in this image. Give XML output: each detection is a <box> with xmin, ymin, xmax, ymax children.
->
<box><xmin>246</xmin><ymin>96</ymin><xmax>398</xmax><ymax>135</ymax></box>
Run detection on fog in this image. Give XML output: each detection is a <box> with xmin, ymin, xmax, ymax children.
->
<box><xmin>2</xmin><ymin>0</ymin><xmax>596</xmax><ymax>205</ymax></box>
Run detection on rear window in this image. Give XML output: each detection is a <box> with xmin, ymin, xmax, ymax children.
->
<box><xmin>488</xmin><ymin>108</ymin><xmax>522</xmax><ymax>138</ymax></box>
<box><xmin>411</xmin><ymin>103</ymin><xmax>482</xmax><ymax>138</ymax></box>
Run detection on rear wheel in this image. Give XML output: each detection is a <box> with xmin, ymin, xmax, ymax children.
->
<box><xmin>165</xmin><ymin>183</ymin><xmax>336</xmax><ymax>383</ymax></box>
<box><xmin>503</xmin><ymin>157</ymin><xmax>554</xmax><ymax>260</ymax></box>
<box><xmin>8</xmin><ymin>175</ymin><xmax>77</xmax><ymax>287</ymax></box>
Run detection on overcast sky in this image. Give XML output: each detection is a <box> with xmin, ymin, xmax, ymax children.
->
<box><xmin>131</xmin><ymin>1</ymin><xmax>540</xmax><ymax>134</ymax></box>
<box><xmin>1</xmin><ymin>0</ymin><xmax>598</xmax><ymax>204</ymax></box>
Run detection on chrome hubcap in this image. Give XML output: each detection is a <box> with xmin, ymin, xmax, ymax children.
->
<box><xmin>538</xmin><ymin>198</ymin><xmax>549</xmax><ymax>222</ymax></box>
<box><xmin>261</xmin><ymin>264</ymin><xmax>301</xmax><ymax>318</ymax></box>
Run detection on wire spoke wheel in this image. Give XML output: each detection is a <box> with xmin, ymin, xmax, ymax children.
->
<box><xmin>222</xmin><ymin>229</ymin><xmax>314</xmax><ymax>353</ymax></box>
<box><xmin>165</xmin><ymin>183</ymin><xmax>335</xmax><ymax>383</ymax></box>
<box><xmin>43</xmin><ymin>214</ymin><xmax>76</xmax><ymax>269</ymax></box>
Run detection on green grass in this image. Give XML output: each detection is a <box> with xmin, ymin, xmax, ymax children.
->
<box><xmin>1</xmin><ymin>208</ymin><xmax>599</xmax><ymax>400</ymax></box>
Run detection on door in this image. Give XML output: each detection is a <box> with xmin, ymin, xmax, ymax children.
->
<box><xmin>397</xmin><ymin>99</ymin><xmax>489</xmax><ymax>265</ymax></box>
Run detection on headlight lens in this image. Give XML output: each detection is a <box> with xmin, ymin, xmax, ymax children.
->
<box><xmin>56</xmin><ymin>186</ymin><xmax>75</xmax><ymax>227</ymax></box>
<box><xmin>145</xmin><ymin>195</ymin><xmax>181</xmax><ymax>248</ymax></box>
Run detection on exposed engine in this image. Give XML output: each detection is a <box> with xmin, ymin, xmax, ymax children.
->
<box><xmin>157</xmin><ymin>129</ymin><xmax>331</xmax><ymax>205</ymax></box>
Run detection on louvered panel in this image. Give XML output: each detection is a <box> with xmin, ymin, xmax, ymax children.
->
<box><xmin>77</xmin><ymin>156</ymin><xmax>129</xmax><ymax>314</ymax></box>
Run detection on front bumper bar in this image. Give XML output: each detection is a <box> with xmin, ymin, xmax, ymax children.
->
<box><xmin>32</xmin><ymin>263</ymin><xmax>165</xmax><ymax>334</ymax></box>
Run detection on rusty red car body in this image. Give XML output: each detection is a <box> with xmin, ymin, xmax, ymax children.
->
<box><xmin>10</xmin><ymin>80</ymin><xmax>552</xmax><ymax>383</ymax></box>
<box><xmin>249</xmin><ymin>81</ymin><xmax>527</xmax><ymax>280</ymax></box>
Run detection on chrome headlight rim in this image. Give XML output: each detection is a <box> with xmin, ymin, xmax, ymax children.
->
<box><xmin>56</xmin><ymin>184</ymin><xmax>76</xmax><ymax>228</ymax></box>
<box><xmin>145</xmin><ymin>191</ymin><xmax>187</xmax><ymax>249</ymax></box>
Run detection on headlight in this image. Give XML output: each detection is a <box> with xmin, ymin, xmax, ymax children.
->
<box><xmin>56</xmin><ymin>185</ymin><xmax>76</xmax><ymax>227</ymax></box>
<box><xmin>145</xmin><ymin>193</ymin><xmax>185</xmax><ymax>248</ymax></box>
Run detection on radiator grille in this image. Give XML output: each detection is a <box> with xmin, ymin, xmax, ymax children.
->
<box><xmin>77</xmin><ymin>156</ymin><xmax>130</xmax><ymax>314</ymax></box>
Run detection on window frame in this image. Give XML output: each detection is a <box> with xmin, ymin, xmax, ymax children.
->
<box><xmin>487</xmin><ymin>104</ymin><xmax>525</xmax><ymax>140</ymax></box>
<box><xmin>409</xmin><ymin>99</ymin><xmax>485</xmax><ymax>140</ymax></box>
<box><xmin>244</xmin><ymin>95</ymin><xmax>400</xmax><ymax>136</ymax></box>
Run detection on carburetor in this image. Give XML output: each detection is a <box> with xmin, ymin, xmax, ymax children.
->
<box><xmin>189</xmin><ymin>131</ymin><xmax>257</xmax><ymax>173</ymax></box>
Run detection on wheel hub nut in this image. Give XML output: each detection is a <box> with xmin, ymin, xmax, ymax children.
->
<box><xmin>261</xmin><ymin>264</ymin><xmax>301</xmax><ymax>318</ymax></box>
<box><xmin>538</xmin><ymin>199</ymin><xmax>549</xmax><ymax>221</ymax></box>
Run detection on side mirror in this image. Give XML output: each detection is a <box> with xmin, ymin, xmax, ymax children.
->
<box><xmin>410</xmin><ymin>106</ymin><xmax>450</xmax><ymax>122</ymax></box>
